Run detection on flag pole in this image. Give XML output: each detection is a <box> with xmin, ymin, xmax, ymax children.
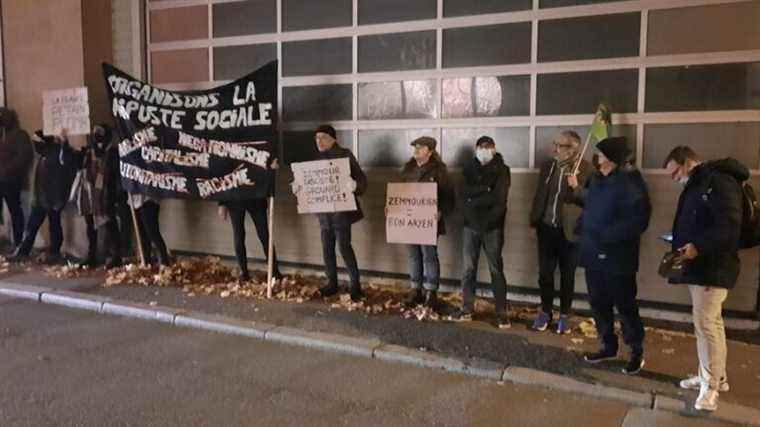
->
<box><xmin>572</xmin><ymin>132</ymin><xmax>593</xmax><ymax>176</ymax></box>
<box><xmin>127</xmin><ymin>193</ymin><xmax>147</xmax><ymax>266</ymax></box>
<box><xmin>266</xmin><ymin>195</ymin><xmax>275</xmax><ymax>299</ymax></box>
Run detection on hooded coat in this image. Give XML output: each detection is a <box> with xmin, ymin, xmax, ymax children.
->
<box><xmin>0</xmin><ymin>108</ymin><xmax>33</xmax><ymax>187</ymax></box>
<box><xmin>669</xmin><ymin>159</ymin><xmax>748</xmax><ymax>289</ymax></box>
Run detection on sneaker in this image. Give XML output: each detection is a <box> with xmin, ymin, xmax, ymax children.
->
<box><xmin>404</xmin><ymin>289</ymin><xmax>424</xmax><ymax>307</ymax></box>
<box><xmin>449</xmin><ymin>308</ymin><xmax>473</xmax><ymax>322</ymax></box>
<box><xmin>622</xmin><ymin>354</ymin><xmax>645</xmax><ymax>375</ymax></box>
<box><xmin>679</xmin><ymin>376</ymin><xmax>730</xmax><ymax>393</ymax></box>
<box><xmin>531</xmin><ymin>311</ymin><xmax>551</xmax><ymax>331</ymax></box>
<box><xmin>496</xmin><ymin>313</ymin><xmax>512</xmax><ymax>329</ymax></box>
<box><xmin>349</xmin><ymin>287</ymin><xmax>365</xmax><ymax>302</ymax></box>
<box><xmin>423</xmin><ymin>290</ymin><xmax>438</xmax><ymax>310</ymax></box>
<box><xmin>556</xmin><ymin>314</ymin><xmax>571</xmax><ymax>335</ymax></box>
<box><xmin>319</xmin><ymin>284</ymin><xmax>339</xmax><ymax>298</ymax></box>
<box><xmin>694</xmin><ymin>385</ymin><xmax>719</xmax><ymax>412</ymax></box>
<box><xmin>584</xmin><ymin>348</ymin><xmax>618</xmax><ymax>364</ymax></box>
<box><xmin>7</xmin><ymin>253</ymin><xmax>29</xmax><ymax>263</ymax></box>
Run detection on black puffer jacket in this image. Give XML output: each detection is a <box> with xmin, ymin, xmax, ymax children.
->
<box><xmin>0</xmin><ymin>108</ymin><xmax>33</xmax><ymax>186</ymax></box>
<box><xmin>669</xmin><ymin>159</ymin><xmax>748</xmax><ymax>289</ymax></box>
<box><xmin>400</xmin><ymin>153</ymin><xmax>455</xmax><ymax>235</ymax></box>
<box><xmin>462</xmin><ymin>153</ymin><xmax>510</xmax><ymax>232</ymax></box>
<box><xmin>31</xmin><ymin>131</ymin><xmax>80</xmax><ymax>210</ymax></box>
<box><xmin>315</xmin><ymin>144</ymin><xmax>367</xmax><ymax>229</ymax></box>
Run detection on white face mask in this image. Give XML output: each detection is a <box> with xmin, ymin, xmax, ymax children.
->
<box><xmin>475</xmin><ymin>148</ymin><xmax>494</xmax><ymax>165</ymax></box>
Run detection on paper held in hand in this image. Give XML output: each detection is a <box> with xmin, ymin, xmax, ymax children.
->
<box><xmin>291</xmin><ymin>157</ymin><xmax>357</xmax><ymax>214</ymax></box>
<box><xmin>43</xmin><ymin>87</ymin><xmax>91</xmax><ymax>136</ymax></box>
<box><xmin>386</xmin><ymin>182</ymin><xmax>437</xmax><ymax>245</ymax></box>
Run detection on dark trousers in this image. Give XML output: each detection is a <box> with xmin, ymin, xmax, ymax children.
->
<box><xmin>137</xmin><ymin>201</ymin><xmax>169</xmax><ymax>263</ymax></box>
<box><xmin>0</xmin><ymin>181</ymin><xmax>25</xmax><ymax>246</ymax></box>
<box><xmin>461</xmin><ymin>227</ymin><xmax>507</xmax><ymax>313</ymax></box>
<box><xmin>537</xmin><ymin>223</ymin><xmax>578</xmax><ymax>315</ymax></box>
<box><xmin>586</xmin><ymin>270</ymin><xmax>645</xmax><ymax>356</ymax></box>
<box><xmin>320</xmin><ymin>225</ymin><xmax>360</xmax><ymax>289</ymax></box>
<box><xmin>228</xmin><ymin>199</ymin><xmax>281</xmax><ymax>277</ymax></box>
<box><xmin>17</xmin><ymin>205</ymin><xmax>63</xmax><ymax>256</ymax></box>
<box><xmin>84</xmin><ymin>214</ymin><xmax>97</xmax><ymax>260</ymax></box>
<box><xmin>408</xmin><ymin>244</ymin><xmax>440</xmax><ymax>291</ymax></box>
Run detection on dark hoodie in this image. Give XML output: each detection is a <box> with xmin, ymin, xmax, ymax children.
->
<box><xmin>462</xmin><ymin>152</ymin><xmax>510</xmax><ymax>233</ymax></box>
<box><xmin>0</xmin><ymin>108</ymin><xmax>33</xmax><ymax>186</ymax></box>
<box><xmin>670</xmin><ymin>158</ymin><xmax>748</xmax><ymax>289</ymax></box>
<box><xmin>401</xmin><ymin>152</ymin><xmax>455</xmax><ymax>235</ymax></box>
<box><xmin>31</xmin><ymin>130</ymin><xmax>80</xmax><ymax>210</ymax></box>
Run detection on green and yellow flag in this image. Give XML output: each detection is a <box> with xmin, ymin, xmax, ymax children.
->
<box><xmin>589</xmin><ymin>103</ymin><xmax>611</xmax><ymax>142</ymax></box>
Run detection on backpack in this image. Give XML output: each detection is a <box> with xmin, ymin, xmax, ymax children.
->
<box><xmin>738</xmin><ymin>181</ymin><xmax>760</xmax><ymax>249</ymax></box>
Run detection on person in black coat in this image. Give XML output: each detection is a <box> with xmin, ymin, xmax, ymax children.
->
<box><xmin>663</xmin><ymin>147</ymin><xmax>746</xmax><ymax>412</ymax></box>
<box><xmin>451</xmin><ymin>135</ymin><xmax>510</xmax><ymax>327</ymax></box>
<box><xmin>292</xmin><ymin>125</ymin><xmax>367</xmax><ymax>301</ymax></box>
<box><xmin>10</xmin><ymin>129</ymin><xmax>79</xmax><ymax>264</ymax></box>
<box><xmin>0</xmin><ymin>108</ymin><xmax>33</xmax><ymax>251</ymax></box>
<box><xmin>574</xmin><ymin>136</ymin><xmax>651</xmax><ymax>375</ymax></box>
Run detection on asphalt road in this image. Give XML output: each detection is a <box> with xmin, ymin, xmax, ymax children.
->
<box><xmin>0</xmin><ymin>296</ymin><xmax>733</xmax><ymax>427</ymax></box>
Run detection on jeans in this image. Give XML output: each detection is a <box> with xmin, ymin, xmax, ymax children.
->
<box><xmin>537</xmin><ymin>223</ymin><xmax>579</xmax><ymax>315</ymax></box>
<box><xmin>0</xmin><ymin>181</ymin><xmax>25</xmax><ymax>246</ymax></box>
<box><xmin>320</xmin><ymin>225</ymin><xmax>360</xmax><ymax>289</ymax></box>
<box><xmin>407</xmin><ymin>244</ymin><xmax>439</xmax><ymax>291</ymax></box>
<box><xmin>228</xmin><ymin>199</ymin><xmax>281</xmax><ymax>277</ymax></box>
<box><xmin>461</xmin><ymin>227</ymin><xmax>507</xmax><ymax>313</ymax></box>
<box><xmin>586</xmin><ymin>270</ymin><xmax>645</xmax><ymax>356</ymax></box>
<box><xmin>17</xmin><ymin>205</ymin><xmax>63</xmax><ymax>256</ymax></box>
<box><xmin>689</xmin><ymin>285</ymin><xmax>728</xmax><ymax>390</ymax></box>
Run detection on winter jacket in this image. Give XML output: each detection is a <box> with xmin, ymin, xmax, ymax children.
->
<box><xmin>31</xmin><ymin>133</ymin><xmax>80</xmax><ymax>210</ymax></box>
<box><xmin>669</xmin><ymin>159</ymin><xmax>747</xmax><ymax>289</ymax></box>
<box><xmin>578</xmin><ymin>166</ymin><xmax>651</xmax><ymax>273</ymax></box>
<box><xmin>0</xmin><ymin>109</ymin><xmax>33</xmax><ymax>186</ymax></box>
<box><xmin>400</xmin><ymin>153</ymin><xmax>455</xmax><ymax>235</ymax></box>
<box><xmin>462</xmin><ymin>153</ymin><xmax>510</xmax><ymax>233</ymax></box>
<box><xmin>530</xmin><ymin>157</ymin><xmax>592</xmax><ymax>242</ymax></box>
<box><xmin>315</xmin><ymin>144</ymin><xmax>367</xmax><ymax>229</ymax></box>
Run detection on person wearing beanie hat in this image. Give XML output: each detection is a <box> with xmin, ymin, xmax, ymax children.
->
<box><xmin>529</xmin><ymin>130</ymin><xmax>593</xmax><ymax>334</ymax></box>
<box><xmin>291</xmin><ymin>124</ymin><xmax>367</xmax><ymax>301</ymax></box>
<box><xmin>450</xmin><ymin>135</ymin><xmax>511</xmax><ymax>327</ymax></box>
<box><xmin>399</xmin><ymin>136</ymin><xmax>455</xmax><ymax>310</ymax></box>
<box><xmin>577</xmin><ymin>136</ymin><xmax>651</xmax><ymax>375</ymax></box>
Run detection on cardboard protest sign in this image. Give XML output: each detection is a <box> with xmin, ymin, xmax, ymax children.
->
<box><xmin>291</xmin><ymin>157</ymin><xmax>357</xmax><ymax>214</ymax></box>
<box><xmin>386</xmin><ymin>182</ymin><xmax>437</xmax><ymax>245</ymax></box>
<box><xmin>103</xmin><ymin>61</ymin><xmax>278</xmax><ymax>201</ymax></box>
<box><xmin>43</xmin><ymin>87</ymin><xmax>91</xmax><ymax>135</ymax></box>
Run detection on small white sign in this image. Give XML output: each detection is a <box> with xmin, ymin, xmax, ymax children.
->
<box><xmin>291</xmin><ymin>157</ymin><xmax>357</xmax><ymax>214</ymax></box>
<box><xmin>43</xmin><ymin>87</ymin><xmax>91</xmax><ymax>136</ymax></box>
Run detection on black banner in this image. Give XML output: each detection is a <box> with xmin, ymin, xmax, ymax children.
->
<box><xmin>102</xmin><ymin>61</ymin><xmax>278</xmax><ymax>201</ymax></box>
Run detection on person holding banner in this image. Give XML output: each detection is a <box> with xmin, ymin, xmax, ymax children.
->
<box><xmin>0</xmin><ymin>107</ymin><xmax>33</xmax><ymax>252</ymax></box>
<box><xmin>574</xmin><ymin>136</ymin><xmax>651</xmax><ymax>375</ymax></box>
<box><xmin>401</xmin><ymin>136</ymin><xmax>455</xmax><ymax>310</ymax></box>
<box><xmin>9</xmin><ymin>129</ymin><xmax>79</xmax><ymax>264</ymax></box>
<box><xmin>450</xmin><ymin>136</ymin><xmax>511</xmax><ymax>327</ymax></box>
<box><xmin>528</xmin><ymin>131</ymin><xmax>593</xmax><ymax>334</ymax></box>
<box><xmin>129</xmin><ymin>193</ymin><xmax>172</xmax><ymax>267</ymax></box>
<box><xmin>292</xmin><ymin>125</ymin><xmax>367</xmax><ymax>301</ymax></box>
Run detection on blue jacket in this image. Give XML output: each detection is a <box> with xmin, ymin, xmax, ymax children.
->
<box><xmin>579</xmin><ymin>166</ymin><xmax>651</xmax><ymax>273</ymax></box>
<box><xmin>670</xmin><ymin>159</ymin><xmax>747</xmax><ymax>289</ymax></box>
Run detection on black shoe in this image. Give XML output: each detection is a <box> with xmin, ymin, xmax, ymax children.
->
<box><xmin>449</xmin><ymin>308</ymin><xmax>473</xmax><ymax>322</ymax></box>
<box><xmin>7</xmin><ymin>253</ymin><xmax>29</xmax><ymax>263</ymax></box>
<box><xmin>349</xmin><ymin>287</ymin><xmax>365</xmax><ymax>302</ymax></box>
<box><xmin>105</xmin><ymin>258</ymin><xmax>123</xmax><ymax>269</ymax></box>
<box><xmin>43</xmin><ymin>252</ymin><xmax>64</xmax><ymax>265</ymax></box>
<box><xmin>239</xmin><ymin>271</ymin><xmax>252</xmax><ymax>282</ymax></box>
<box><xmin>158</xmin><ymin>254</ymin><xmax>173</xmax><ymax>267</ymax></box>
<box><xmin>583</xmin><ymin>348</ymin><xmax>618</xmax><ymax>364</ymax></box>
<box><xmin>423</xmin><ymin>290</ymin><xmax>438</xmax><ymax>310</ymax></box>
<box><xmin>496</xmin><ymin>313</ymin><xmax>512</xmax><ymax>329</ymax></box>
<box><xmin>404</xmin><ymin>289</ymin><xmax>424</xmax><ymax>308</ymax></box>
<box><xmin>622</xmin><ymin>354</ymin><xmax>645</xmax><ymax>375</ymax></box>
<box><xmin>83</xmin><ymin>256</ymin><xmax>98</xmax><ymax>268</ymax></box>
<box><xmin>319</xmin><ymin>284</ymin><xmax>339</xmax><ymax>298</ymax></box>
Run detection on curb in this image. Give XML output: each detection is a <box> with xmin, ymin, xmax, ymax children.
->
<box><xmin>2</xmin><ymin>281</ymin><xmax>758</xmax><ymax>426</ymax></box>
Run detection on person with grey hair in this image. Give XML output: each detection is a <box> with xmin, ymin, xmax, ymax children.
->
<box><xmin>529</xmin><ymin>130</ymin><xmax>592</xmax><ymax>334</ymax></box>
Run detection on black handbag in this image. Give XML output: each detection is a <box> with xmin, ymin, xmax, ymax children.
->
<box><xmin>658</xmin><ymin>251</ymin><xmax>686</xmax><ymax>280</ymax></box>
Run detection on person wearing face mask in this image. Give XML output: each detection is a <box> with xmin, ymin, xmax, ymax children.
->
<box><xmin>662</xmin><ymin>146</ymin><xmax>746</xmax><ymax>412</ymax></box>
<box><xmin>292</xmin><ymin>124</ymin><xmax>367</xmax><ymax>301</ymax></box>
<box><xmin>528</xmin><ymin>130</ymin><xmax>592</xmax><ymax>334</ymax></box>
<box><xmin>0</xmin><ymin>107</ymin><xmax>33</xmax><ymax>252</ymax></box>
<box><xmin>401</xmin><ymin>136</ymin><xmax>455</xmax><ymax>310</ymax></box>
<box><xmin>450</xmin><ymin>136</ymin><xmax>511</xmax><ymax>327</ymax></box>
<box><xmin>9</xmin><ymin>129</ymin><xmax>78</xmax><ymax>264</ymax></box>
<box><xmin>574</xmin><ymin>136</ymin><xmax>651</xmax><ymax>376</ymax></box>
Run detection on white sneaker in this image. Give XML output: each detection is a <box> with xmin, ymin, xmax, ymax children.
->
<box><xmin>694</xmin><ymin>386</ymin><xmax>719</xmax><ymax>412</ymax></box>
<box><xmin>679</xmin><ymin>375</ymin><xmax>730</xmax><ymax>392</ymax></box>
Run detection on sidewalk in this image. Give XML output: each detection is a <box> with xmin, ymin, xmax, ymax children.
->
<box><xmin>1</xmin><ymin>261</ymin><xmax>759</xmax><ymax>425</ymax></box>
